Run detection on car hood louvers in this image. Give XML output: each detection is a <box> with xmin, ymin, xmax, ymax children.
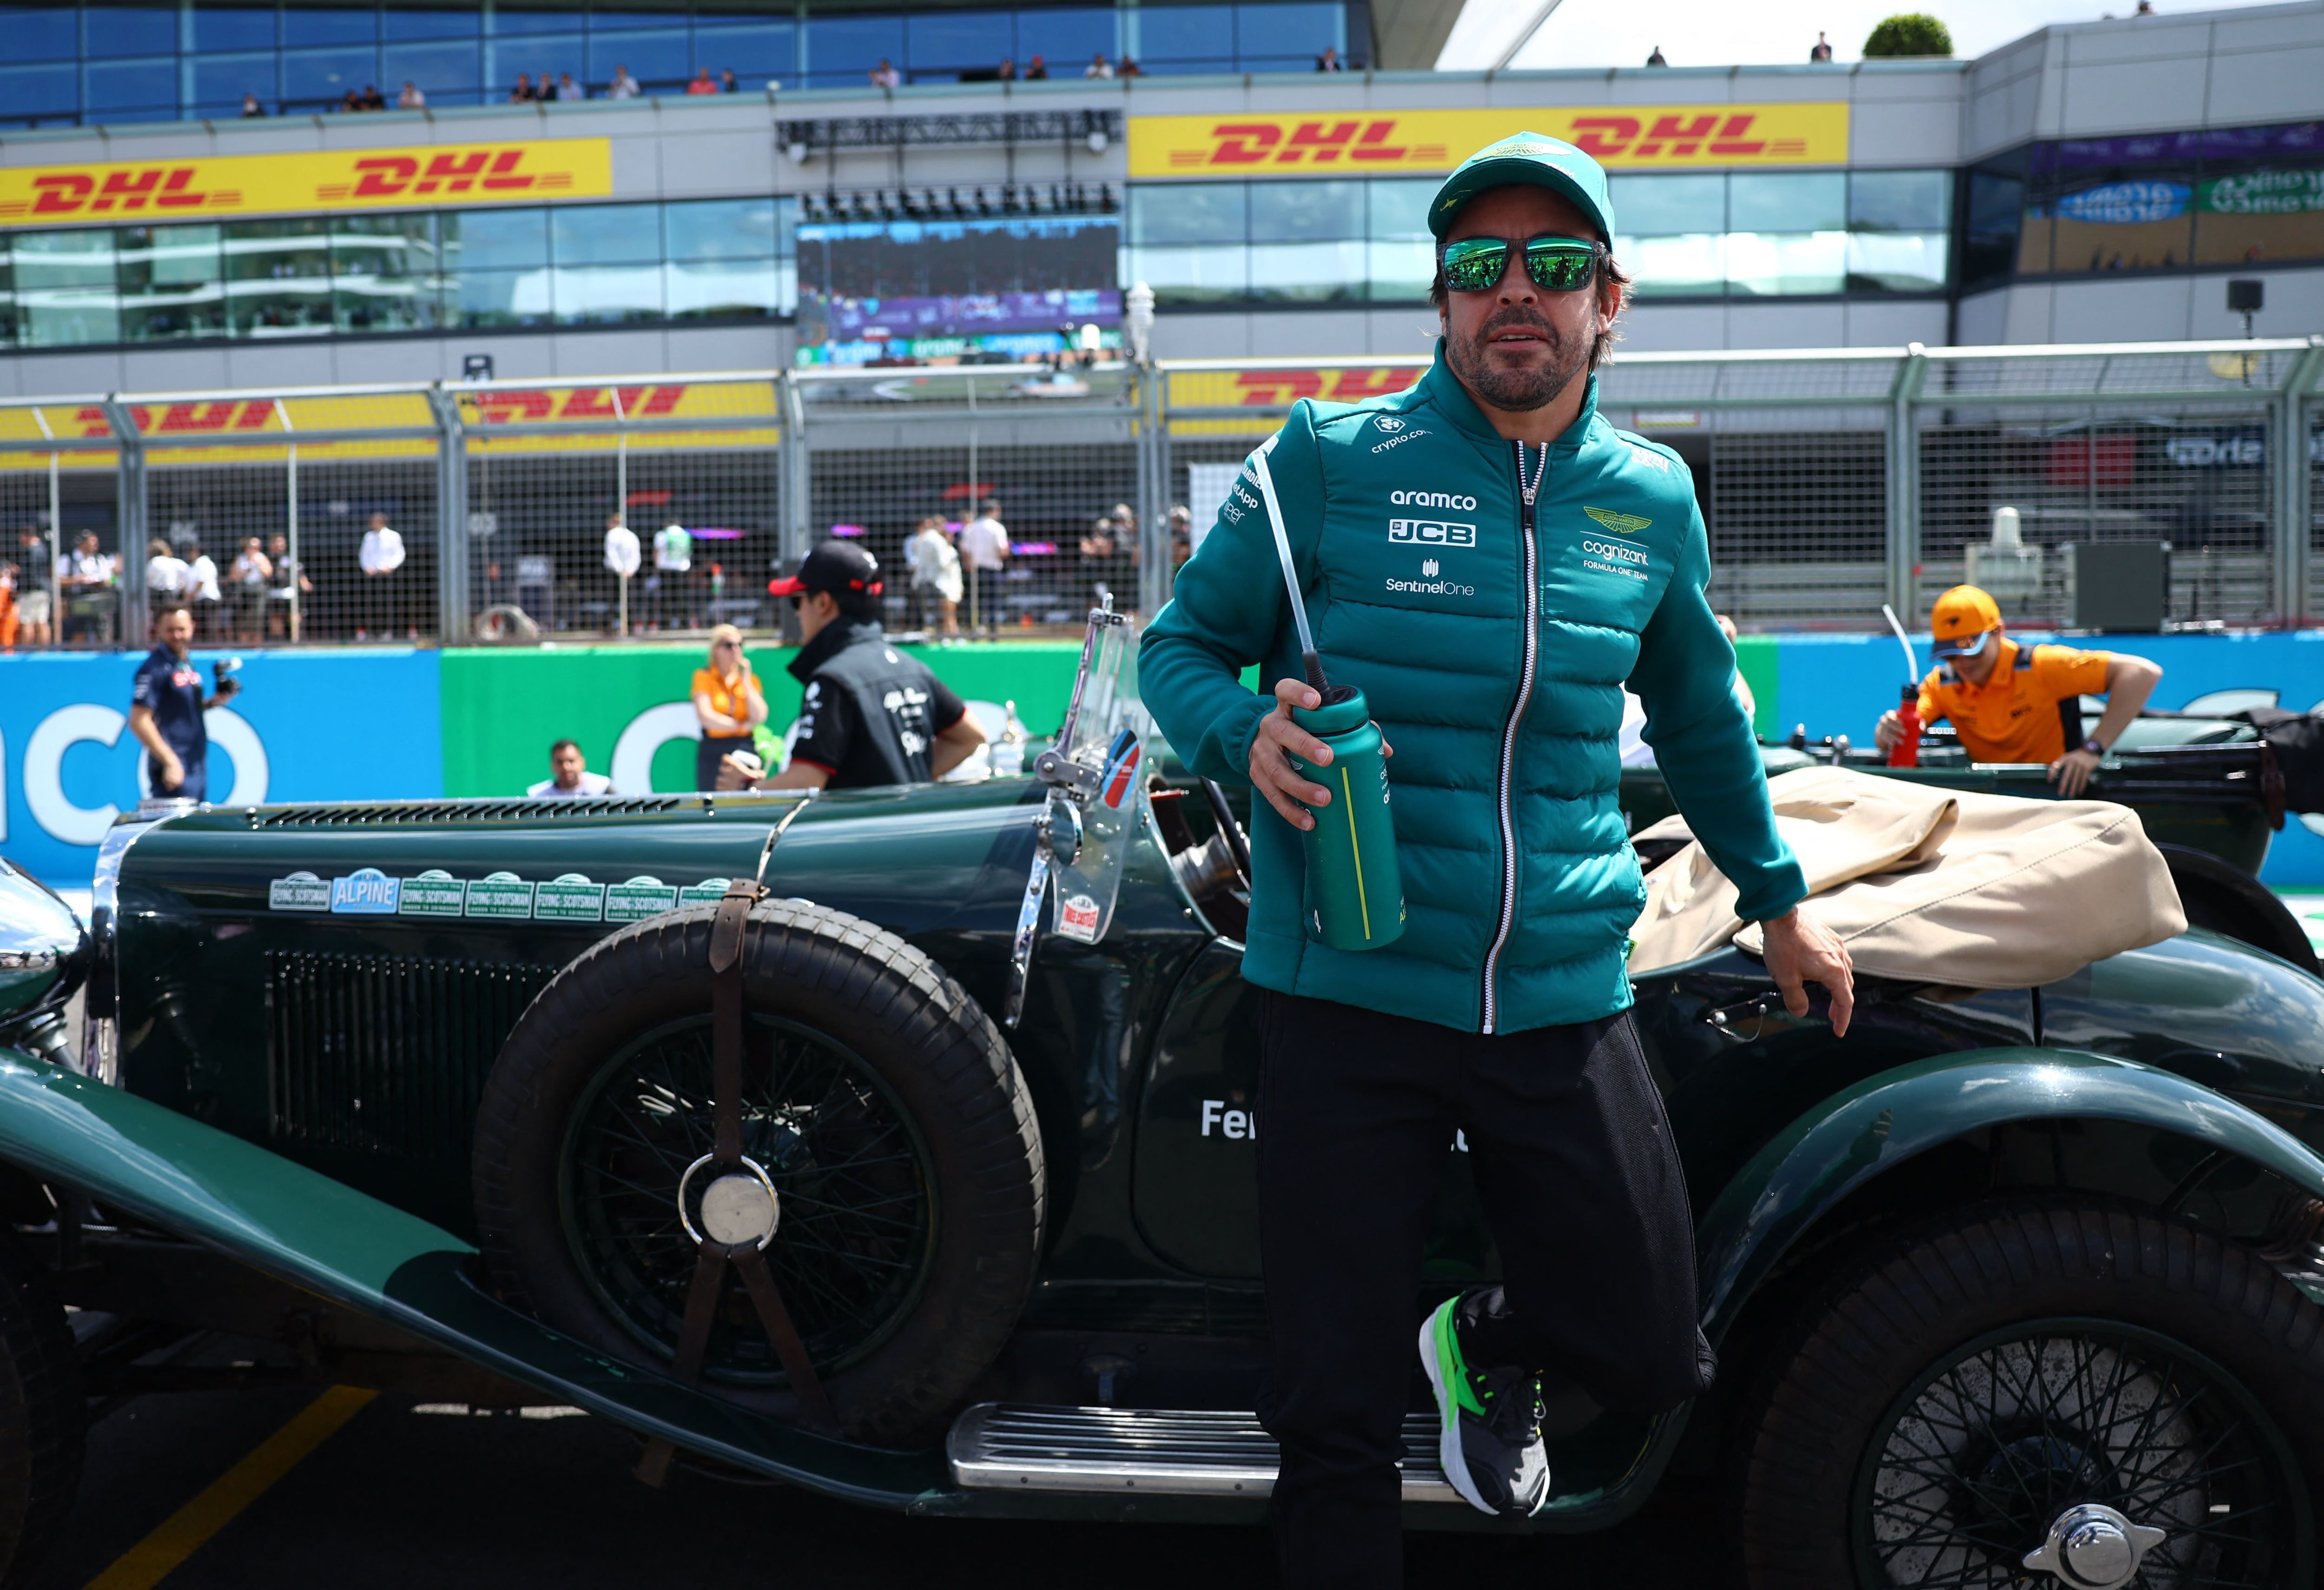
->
<box><xmin>247</xmin><ymin>795</ymin><xmax>700</xmax><ymax>828</ymax></box>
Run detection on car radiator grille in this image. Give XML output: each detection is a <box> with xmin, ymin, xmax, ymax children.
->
<box><xmin>249</xmin><ymin>795</ymin><xmax>695</xmax><ymax>827</ymax></box>
<box><xmin>265</xmin><ymin>951</ymin><xmax>557</xmax><ymax>1158</ymax></box>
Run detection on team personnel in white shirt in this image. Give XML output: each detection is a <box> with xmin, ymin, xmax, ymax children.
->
<box><xmin>357</xmin><ymin>513</ymin><xmax>405</xmax><ymax>640</ymax></box>
<box><xmin>957</xmin><ymin>499</ymin><xmax>1010</xmax><ymax>634</ymax></box>
<box><xmin>529</xmin><ymin>739</ymin><xmax>614</xmax><ymax>799</ymax></box>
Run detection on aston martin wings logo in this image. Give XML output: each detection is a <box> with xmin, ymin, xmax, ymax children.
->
<box><xmin>1583</xmin><ymin>507</ymin><xmax>1652</xmax><ymax>535</ymax></box>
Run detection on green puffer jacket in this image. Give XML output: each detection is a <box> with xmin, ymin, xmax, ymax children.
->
<box><xmin>1140</xmin><ymin>346</ymin><xmax>1805</xmax><ymax>1035</ymax></box>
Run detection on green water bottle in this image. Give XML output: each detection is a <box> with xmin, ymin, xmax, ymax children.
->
<box><xmin>1288</xmin><ymin>683</ymin><xmax>1405</xmax><ymax>951</ymax></box>
<box><xmin>1247</xmin><ymin>436</ymin><xmax>1406</xmax><ymax>952</ymax></box>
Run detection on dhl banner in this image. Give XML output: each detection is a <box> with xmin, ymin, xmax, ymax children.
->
<box><xmin>1165</xmin><ymin>365</ymin><xmax>1430</xmax><ymax>436</ymax></box>
<box><xmin>0</xmin><ymin>382</ymin><xmax>778</xmax><ymax>470</ymax></box>
<box><xmin>0</xmin><ymin>139</ymin><xmax>613</xmax><ymax>229</ymax></box>
<box><xmin>1128</xmin><ymin>105</ymin><xmax>1847</xmax><ymax>178</ymax></box>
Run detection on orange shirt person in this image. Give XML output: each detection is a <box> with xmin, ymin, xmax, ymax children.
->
<box><xmin>1873</xmin><ymin>585</ymin><xmax>2161</xmax><ymax>797</ymax></box>
<box><xmin>690</xmin><ymin>624</ymin><xmax>767</xmax><ymax>791</ymax></box>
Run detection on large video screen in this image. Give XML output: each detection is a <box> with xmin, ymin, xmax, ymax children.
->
<box><xmin>795</xmin><ymin>213</ymin><xmax>1122</xmax><ymax>365</ymax></box>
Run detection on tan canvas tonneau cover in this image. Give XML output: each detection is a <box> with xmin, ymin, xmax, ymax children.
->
<box><xmin>1628</xmin><ymin>766</ymin><xmax>2187</xmax><ymax>987</ymax></box>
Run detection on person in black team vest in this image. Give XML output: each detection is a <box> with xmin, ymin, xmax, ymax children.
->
<box><xmin>720</xmin><ymin>543</ymin><xmax>988</xmax><ymax>791</ymax></box>
<box><xmin>129</xmin><ymin>603</ymin><xmax>238</xmax><ymax>802</ymax></box>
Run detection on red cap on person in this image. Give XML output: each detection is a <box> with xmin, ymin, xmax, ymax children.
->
<box><xmin>768</xmin><ymin>541</ymin><xmax>883</xmax><ymax>598</ymax></box>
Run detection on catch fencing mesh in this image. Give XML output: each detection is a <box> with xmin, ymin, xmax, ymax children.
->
<box><xmin>4</xmin><ymin>342</ymin><xmax>2317</xmax><ymax>650</ymax></box>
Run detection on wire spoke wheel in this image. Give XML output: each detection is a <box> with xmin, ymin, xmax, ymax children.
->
<box><xmin>563</xmin><ymin>1014</ymin><xmax>937</xmax><ymax>1385</ymax></box>
<box><xmin>1855</xmin><ymin>1319</ymin><xmax>2303</xmax><ymax>1589</ymax></box>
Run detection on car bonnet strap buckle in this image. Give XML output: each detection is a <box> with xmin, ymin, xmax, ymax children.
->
<box><xmin>636</xmin><ymin>881</ymin><xmax>839</xmax><ymax>1487</ymax></box>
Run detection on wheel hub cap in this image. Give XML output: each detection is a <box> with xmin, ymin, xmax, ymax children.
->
<box><xmin>2022</xmin><ymin>1503</ymin><xmax>2166</xmax><ymax>1590</ymax></box>
<box><xmin>676</xmin><ymin>1153</ymin><xmax>780</xmax><ymax>1250</ymax></box>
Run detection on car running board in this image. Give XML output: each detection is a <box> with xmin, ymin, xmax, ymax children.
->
<box><xmin>947</xmin><ymin>1403</ymin><xmax>1463</xmax><ymax>1502</ymax></box>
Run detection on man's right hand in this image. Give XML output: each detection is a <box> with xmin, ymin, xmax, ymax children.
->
<box><xmin>1873</xmin><ymin>709</ymin><xmax>1903</xmax><ymax>753</ymax></box>
<box><xmin>155</xmin><ymin>753</ymin><xmax>185</xmax><ymax>793</ymax></box>
<box><xmin>1247</xmin><ymin>678</ymin><xmax>1393</xmax><ymax>830</ymax></box>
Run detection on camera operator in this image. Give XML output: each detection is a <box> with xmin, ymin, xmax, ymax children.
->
<box><xmin>1140</xmin><ymin>132</ymin><xmax>1852</xmax><ymax>1587</ymax></box>
<box><xmin>722</xmin><ymin>543</ymin><xmax>985</xmax><ymax>791</ymax></box>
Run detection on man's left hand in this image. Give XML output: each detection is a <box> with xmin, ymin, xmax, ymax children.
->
<box><xmin>1760</xmin><ymin>907</ymin><xmax>1855</xmax><ymax>1037</ymax></box>
<box><xmin>2049</xmin><ymin>747</ymin><xmax>2102</xmax><ymax>797</ymax></box>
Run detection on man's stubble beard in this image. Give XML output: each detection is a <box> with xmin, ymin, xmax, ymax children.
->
<box><xmin>1443</xmin><ymin>308</ymin><xmax>1591</xmax><ymax>413</ymax></box>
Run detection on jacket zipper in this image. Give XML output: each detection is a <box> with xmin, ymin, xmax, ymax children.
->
<box><xmin>1482</xmin><ymin>441</ymin><xmax>1547</xmax><ymax>1034</ymax></box>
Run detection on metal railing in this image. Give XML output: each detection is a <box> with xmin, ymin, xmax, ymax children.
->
<box><xmin>3</xmin><ymin>335</ymin><xmax>2321</xmax><ymax>649</ymax></box>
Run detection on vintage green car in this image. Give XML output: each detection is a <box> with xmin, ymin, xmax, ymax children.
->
<box><xmin>4</xmin><ymin>610</ymin><xmax>2324</xmax><ymax>1590</ymax></box>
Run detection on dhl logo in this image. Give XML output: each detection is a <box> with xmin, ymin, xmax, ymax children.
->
<box><xmin>1129</xmin><ymin>106</ymin><xmax>1846</xmax><ymax>179</ymax></box>
<box><xmin>1565</xmin><ymin>113</ymin><xmax>1802</xmax><ymax>161</ymax></box>
<box><xmin>1174</xmin><ymin>120</ymin><xmax>1447</xmax><ymax>168</ymax></box>
<box><xmin>1233</xmin><ymin>369</ymin><xmax>1425</xmax><ymax>406</ymax></box>
<box><xmin>67</xmin><ymin>401</ymin><xmax>274</xmax><ymax>438</ymax></box>
<box><xmin>0</xmin><ymin>139</ymin><xmax>612</xmax><ymax>230</ymax></box>
<box><xmin>464</xmin><ymin>386</ymin><xmax>691</xmax><ymax>424</ymax></box>
<box><xmin>320</xmin><ymin>149</ymin><xmax>573</xmax><ymax>202</ymax></box>
<box><xmin>5</xmin><ymin>168</ymin><xmax>239</xmax><ymax>219</ymax></box>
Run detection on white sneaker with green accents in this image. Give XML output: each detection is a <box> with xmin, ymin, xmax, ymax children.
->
<box><xmin>1419</xmin><ymin>1289</ymin><xmax>1551</xmax><ymax>1517</ymax></box>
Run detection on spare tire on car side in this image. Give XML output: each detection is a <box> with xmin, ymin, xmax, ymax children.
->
<box><xmin>473</xmin><ymin>900</ymin><xmax>1045</xmax><ymax>1448</ymax></box>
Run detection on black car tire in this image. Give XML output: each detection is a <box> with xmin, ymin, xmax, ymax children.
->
<box><xmin>1738</xmin><ymin>1197</ymin><xmax>2324</xmax><ymax>1590</ymax></box>
<box><xmin>0</xmin><ymin>1236</ymin><xmax>82</xmax><ymax>1590</ymax></box>
<box><xmin>473</xmin><ymin>899</ymin><xmax>1045</xmax><ymax>1448</ymax></box>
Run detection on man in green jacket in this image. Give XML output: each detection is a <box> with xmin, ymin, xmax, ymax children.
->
<box><xmin>1139</xmin><ymin>133</ymin><xmax>1855</xmax><ymax>1588</ymax></box>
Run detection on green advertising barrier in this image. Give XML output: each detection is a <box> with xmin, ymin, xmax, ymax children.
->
<box><xmin>440</xmin><ymin>640</ymin><xmax>1089</xmax><ymax>797</ymax></box>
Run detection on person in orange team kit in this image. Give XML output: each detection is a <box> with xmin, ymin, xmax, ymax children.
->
<box><xmin>1875</xmin><ymin>585</ymin><xmax>2161</xmax><ymax>796</ymax></box>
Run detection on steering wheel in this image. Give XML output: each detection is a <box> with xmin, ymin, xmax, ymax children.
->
<box><xmin>1199</xmin><ymin>777</ymin><xmax>1253</xmax><ymax>888</ymax></box>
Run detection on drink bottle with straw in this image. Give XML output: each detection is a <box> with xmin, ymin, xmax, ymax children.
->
<box><xmin>1248</xmin><ymin>440</ymin><xmax>1405</xmax><ymax>951</ymax></box>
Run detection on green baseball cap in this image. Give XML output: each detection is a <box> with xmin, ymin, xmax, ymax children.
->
<box><xmin>1428</xmin><ymin>132</ymin><xmax>1617</xmax><ymax>243</ymax></box>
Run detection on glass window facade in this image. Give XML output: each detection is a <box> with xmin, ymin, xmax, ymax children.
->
<box><xmin>1969</xmin><ymin>119</ymin><xmax>2324</xmax><ymax>287</ymax></box>
<box><xmin>0</xmin><ymin>0</ymin><xmax>1365</xmax><ymax>124</ymax></box>
<box><xmin>1127</xmin><ymin>172</ymin><xmax>1952</xmax><ymax>306</ymax></box>
<box><xmin>0</xmin><ymin>197</ymin><xmax>795</xmax><ymax>346</ymax></box>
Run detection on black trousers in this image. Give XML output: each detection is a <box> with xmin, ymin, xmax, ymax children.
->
<box><xmin>1254</xmin><ymin>991</ymin><xmax>1713</xmax><ymax>1590</ymax></box>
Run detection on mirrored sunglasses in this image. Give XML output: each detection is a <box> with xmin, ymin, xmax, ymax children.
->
<box><xmin>1439</xmin><ymin>236</ymin><xmax>1603</xmax><ymax>294</ymax></box>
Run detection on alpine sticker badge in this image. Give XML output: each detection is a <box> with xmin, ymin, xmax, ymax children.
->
<box><xmin>268</xmin><ymin>871</ymin><xmax>330</xmax><ymax>912</ymax></box>
<box><xmin>465</xmin><ymin>871</ymin><xmax>536</xmax><ymax>920</ymax></box>
<box><xmin>330</xmin><ymin>868</ymin><xmax>401</xmax><ymax>914</ymax></box>
<box><xmin>399</xmin><ymin>869</ymin><xmax>467</xmax><ymax>918</ymax></box>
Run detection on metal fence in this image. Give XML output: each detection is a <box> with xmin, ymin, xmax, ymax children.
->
<box><xmin>3</xmin><ymin>336</ymin><xmax>2321</xmax><ymax>649</ymax></box>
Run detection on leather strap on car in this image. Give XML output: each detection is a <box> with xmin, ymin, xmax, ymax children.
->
<box><xmin>636</xmin><ymin>881</ymin><xmax>838</xmax><ymax>1487</ymax></box>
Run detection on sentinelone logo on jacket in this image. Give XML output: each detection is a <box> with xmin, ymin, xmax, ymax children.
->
<box><xmin>0</xmin><ymin>139</ymin><xmax>613</xmax><ymax>227</ymax></box>
<box><xmin>1128</xmin><ymin>105</ymin><xmax>1848</xmax><ymax>178</ymax></box>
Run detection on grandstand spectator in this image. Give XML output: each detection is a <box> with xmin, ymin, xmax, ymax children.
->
<box><xmin>357</xmin><ymin>513</ymin><xmax>406</xmax><ymax>641</ymax></box>
<box><xmin>721</xmin><ymin>69</ymin><xmax>739</xmax><ymax>92</ymax></box>
<box><xmin>906</xmin><ymin>517</ymin><xmax>962</xmax><ymax>637</ymax></box>
<box><xmin>265</xmin><ymin>533</ymin><xmax>311</xmax><ymax>643</ymax></box>
<box><xmin>608</xmin><ymin>64</ymin><xmax>640</xmax><ymax>99</ymax></box>
<box><xmin>1085</xmin><ymin>52</ymin><xmax>1113</xmax><ymax>78</ymax></box>
<box><xmin>509</xmin><ymin>73</ymin><xmax>537</xmax><ymax>103</ymax></box>
<box><xmin>1117</xmin><ymin>54</ymin><xmax>1141</xmax><ymax>75</ymax></box>
<box><xmin>1026</xmin><ymin>55</ymin><xmax>1049</xmax><ymax>79</ymax></box>
<box><xmin>229</xmin><ymin>537</ymin><xmax>272</xmax><ymax>644</ymax></box>
<box><xmin>1317</xmin><ymin>45</ymin><xmax>1343</xmax><ymax>70</ymax></box>
<box><xmin>61</xmin><ymin>533</ymin><xmax>117</xmax><ymax>644</ymax></box>
<box><xmin>959</xmin><ymin>498</ymin><xmax>1010</xmax><ymax>634</ymax></box>
<box><xmin>185</xmin><ymin>538</ymin><xmax>224</xmax><ymax>640</ymax></box>
<box><xmin>398</xmin><ymin>80</ymin><xmax>426</xmax><ymax>109</ymax></box>
<box><xmin>240</xmin><ymin>93</ymin><xmax>264</xmax><ymax>117</ymax></box>
<box><xmin>869</xmin><ymin>59</ymin><xmax>901</xmax><ymax>89</ymax></box>
<box><xmin>651</xmin><ymin>515</ymin><xmax>693</xmax><ymax>629</ymax></box>
<box><xmin>146</xmin><ymin>538</ymin><xmax>191</xmax><ymax>619</ymax></box>
<box><xmin>10</xmin><ymin>529</ymin><xmax>52</xmax><ymax>646</ymax></box>
<box><xmin>687</xmin><ymin>66</ymin><xmax>719</xmax><ymax>94</ymax></box>
<box><xmin>555</xmin><ymin>73</ymin><xmax>581</xmax><ymax>101</ymax></box>
<box><xmin>998</xmin><ymin>57</ymin><xmax>1017</xmax><ymax>80</ymax></box>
